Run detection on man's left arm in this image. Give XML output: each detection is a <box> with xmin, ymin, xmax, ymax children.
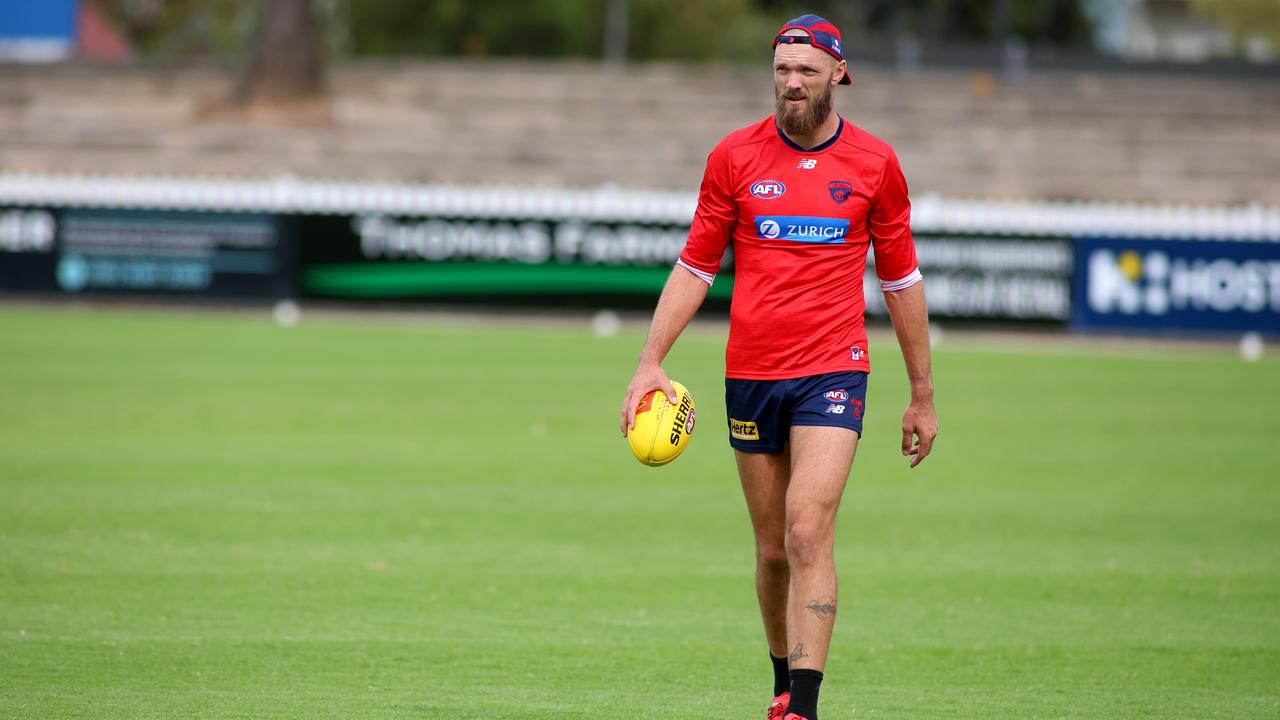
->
<box><xmin>883</xmin><ymin>283</ymin><xmax>937</xmax><ymax>468</ymax></box>
<box><xmin>868</xmin><ymin>147</ymin><xmax>937</xmax><ymax>468</ymax></box>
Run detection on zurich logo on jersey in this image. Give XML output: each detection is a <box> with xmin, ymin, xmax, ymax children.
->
<box><xmin>749</xmin><ymin>180</ymin><xmax>786</xmax><ymax>199</ymax></box>
<box><xmin>754</xmin><ymin>215</ymin><xmax>850</xmax><ymax>244</ymax></box>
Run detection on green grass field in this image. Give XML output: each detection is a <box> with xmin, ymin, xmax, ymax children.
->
<box><xmin>1</xmin><ymin>304</ymin><xmax>1277</xmax><ymax>719</ymax></box>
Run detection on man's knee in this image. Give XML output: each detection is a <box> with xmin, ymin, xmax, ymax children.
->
<box><xmin>756</xmin><ymin>540</ymin><xmax>789</xmax><ymax>574</ymax></box>
<box><xmin>784</xmin><ymin>519</ymin><xmax>833</xmax><ymax>567</ymax></box>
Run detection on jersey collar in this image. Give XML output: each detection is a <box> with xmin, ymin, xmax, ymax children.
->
<box><xmin>776</xmin><ymin>116</ymin><xmax>844</xmax><ymax>153</ymax></box>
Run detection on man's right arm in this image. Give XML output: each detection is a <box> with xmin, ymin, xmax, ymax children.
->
<box><xmin>619</xmin><ymin>265</ymin><xmax>710</xmax><ymax>436</ymax></box>
<box><xmin>621</xmin><ymin>137</ymin><xmax>735</xmax><ymax>435</ymax></box>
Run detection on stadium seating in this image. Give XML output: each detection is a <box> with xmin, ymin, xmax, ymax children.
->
<box><xmin>0</xmin><ymin>60</ymin><xmax>1276</xmax><ymax>203</ymax></box>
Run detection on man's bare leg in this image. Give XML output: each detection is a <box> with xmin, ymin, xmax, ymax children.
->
<box><xmin>784</xmin><ymin>426</ymin><xmax>857</xmax><ymax>674</ymax></box>
<box><xmin>735</xmin><ymin>446</ymin><xmax>792</xmax><ymax>658</ymax></box>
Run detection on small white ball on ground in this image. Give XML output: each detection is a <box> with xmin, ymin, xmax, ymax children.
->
<box><xmin>273</xmin><ymin>299</ymin><xmax>301</xmax><ymax>327</ymax></box>
<box><xmin>928</xmin><ymin>322</ymin><xmax>944</xmax><ymax>348</ymax></box>
<box><xmin>592</xmin><ymin>309</ymin><xmax>621</xmax><ymax>337</ymax></box>
<box><xmin>1240</xmin><ymin>332</ymin><xmax>1263</xmax><ymax>362</ymax></box>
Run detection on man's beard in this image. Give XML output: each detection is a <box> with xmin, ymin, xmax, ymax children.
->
<box><xmin>775</xmin><ymin>83</ymin><xmax>833</xmax><ymax>137</ymax></box>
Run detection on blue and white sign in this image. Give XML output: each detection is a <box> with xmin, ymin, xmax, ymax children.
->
<box><xmin>754</xmin><ymin>215</ymin><xmax>849</xmax><ymax>244</ymax></box>
<box><xmin>0</xmin><ymin>0</ymin><xmax>78</xmax><ymax>62</ymax></box>
<box><xmin>1073</xmin><ymin>237</ymin><xmax>1280</xmax><ymax>334</ymax></box>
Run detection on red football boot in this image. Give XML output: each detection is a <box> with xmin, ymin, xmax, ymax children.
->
<box><xmin>767</xmin><ymin>692</ymin><xmax>790</xmax><ymax>720</ymax></box>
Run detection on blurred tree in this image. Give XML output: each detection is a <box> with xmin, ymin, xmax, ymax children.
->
<box><xmin>924</xmin><ymin>0</ymin><xmax>1092</xmax><ymax>46</ymax></box>
<box><xmin>344</xmin><ymin>0</ymin><xmax>774</xmax><ymax>61</ymax></box>
<box><xmin>791</xmin><ymin>0</ymin><xmax>1093</xmax><ymax>47</ymax></box>
<box><xmin>101</xmin><ymin>0</ymin><xmax>253</xmax><ymax>58</ymax></box>
<box><xmin>346</xmin><ymin>0</ymin><xmax>605</xmax><ymax>57</ymax></box>
<box><xmin>1191</xmin><ymin>0</ymin><xmax>1280</xmax><ymax>48</ymax></box>
<box><xmin>236</xmin><ymin>0</ymin><xmax>327</xmax><ymax>106</ymax></box>
<box><xmin>102</xmin><ymin>0</ymin><xmax>1100</xmax><ymax>64</ymax></box>
<box><xmin>626</xmin><ymin>0</ymin><xmax>773</xmax><ymax>61</ymax></box>
<box><xmin>104</xmin><ymin>0</ymin><xmax>331</xmax><ymax>117</ymax></box>
<box><xmin>1015</xmin><ymin>0</ymin><xmax>1093</xmax><ymax>46</ymax></box>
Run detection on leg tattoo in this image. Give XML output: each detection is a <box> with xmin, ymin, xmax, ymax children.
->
<box><xmin>788</xmin><ymin>643</ymin><xmax>809</xmax><ymax>664</ymax></box>
<box><xmin>805</xmin><ymin>597</ymin><xmax>837</xmax><ymax>621</ymax></box>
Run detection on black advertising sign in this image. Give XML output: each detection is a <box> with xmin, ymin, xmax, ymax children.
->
<box><xmin>295</xmin><ymin>213</ymin><xmax>733</xmax><ymax>303</ymax></box>
<box><xmin>0</xmin><ymin>208</ymin><xmax>294</xmax><ymax>299</ymax></box>
<box><xmin>296</xmin><ymin>212</ymin><xmax>1073</xmax><ymax>322</ymax></box>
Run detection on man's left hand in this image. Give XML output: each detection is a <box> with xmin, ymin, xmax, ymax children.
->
<box><xmin>901</xmin><ymin>399</ymin><xmax>938</xmax><ymax>469</ymax></box>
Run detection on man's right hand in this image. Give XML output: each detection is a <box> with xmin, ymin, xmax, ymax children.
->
<box><xmin>620</xmin><ymin>362</ymin><xmax>678</xmax><ymax>437</ymax></box>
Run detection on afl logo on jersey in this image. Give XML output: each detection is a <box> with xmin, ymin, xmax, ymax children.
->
<box><xmin>750</xmin><ymin>180</ymin><xmax>786</xmax><ymax>199</ymax></box>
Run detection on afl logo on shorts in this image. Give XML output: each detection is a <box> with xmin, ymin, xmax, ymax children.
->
<box><xmin>750</xmin><ymin>180</ymin><xmax>786</xmax><ymax>199</ymax></box>
<box><xmin>824</xmin><ymin>389</ymin><xmax>848</xmax><ymax>403</ymax></box>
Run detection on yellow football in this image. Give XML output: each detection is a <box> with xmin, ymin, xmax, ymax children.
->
<box><xmin>627</xmin><ymin>380</ymin><xmax>696</xmax><ymax>466</ymax></box>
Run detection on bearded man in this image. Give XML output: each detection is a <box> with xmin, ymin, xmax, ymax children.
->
<box><xmin>620</xmin><ymin>13</ymin><xmax>938</xmax><ymax>720</ymax></box>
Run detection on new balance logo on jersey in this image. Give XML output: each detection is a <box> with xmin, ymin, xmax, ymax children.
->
<box><xmin>796</xmin><ymin>158</ymin><xmax>817</xmax><ymax>170</ymax></box>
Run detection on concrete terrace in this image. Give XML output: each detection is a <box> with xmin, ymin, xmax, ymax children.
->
<box><xmin>1</xmin><ymin>59</ymin><xmax>1277</xmax><ymax>204</ymax></box>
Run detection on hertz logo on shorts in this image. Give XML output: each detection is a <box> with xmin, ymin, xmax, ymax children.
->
<box><xmin>730</xmin><ymin>418</ymin><xmax>759</xmax><ymax>440</ymax></box>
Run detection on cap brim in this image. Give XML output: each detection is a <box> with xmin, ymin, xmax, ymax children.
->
<box><xmin>776</xmin><ymin>24</ymin><xmax>851</xmax><ymax>85</ymax></box>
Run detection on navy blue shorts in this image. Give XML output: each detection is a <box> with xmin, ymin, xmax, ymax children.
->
<box><xmin>725</xmin><ymin>371</ymin><xmax>867</xmax><ymax>453</ymax></box>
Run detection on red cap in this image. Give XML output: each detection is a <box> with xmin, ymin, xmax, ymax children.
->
<box><xmin>773</xmin><ymin>14</ymin><xmax>851</xmax><ymax>85</ymax></box>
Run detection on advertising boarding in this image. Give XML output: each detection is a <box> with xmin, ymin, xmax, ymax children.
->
<box><xmin>296</xmin><ymin>213</ymin><xmax>733</xmax><ymax>303</ymax></box>
<box><xmin>867</xmin><ymin>234</ymin><xmax>1072</xmax><ymax>321</ymax></box>
<box><xmin>0</xmin><ymin>208</ymin><xmax>294</xmax><ymax>299</ymax></box>
<box><xmin>298</xmin><ymin>213</ymin><xmax>1073</xmax><ymax>321</ymax></box>
<box><xmin>5</xmin><ymin>175</ymin><xmax>1277</xmax><ymax>336</ymax></box>
<box><xmin>1073</xmin><ymin>237</ymin><xmax>1280</xmax><ymax>334</ymax></box>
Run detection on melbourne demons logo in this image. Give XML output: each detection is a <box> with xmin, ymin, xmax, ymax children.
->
<box><xmin>828</xmin><ymin>180</ymin><xmax>853</xmax><ymax>204</ymax></box>
<box><xmin>750</xmin><ymin>180</ymin><xmax>786</xmax><ymax>199</ymax></box>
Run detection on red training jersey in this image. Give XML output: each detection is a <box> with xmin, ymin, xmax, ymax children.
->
<box><xmin>677</xmin><ymin>116</ymin><xmax>921</xmax><ymax>380</ymax></box>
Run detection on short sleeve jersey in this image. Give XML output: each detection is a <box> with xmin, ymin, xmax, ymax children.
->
<box><xmin>677</xmin><ymin>116</ymin><xmax>921</xmax><ymax>380</ymax></box>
